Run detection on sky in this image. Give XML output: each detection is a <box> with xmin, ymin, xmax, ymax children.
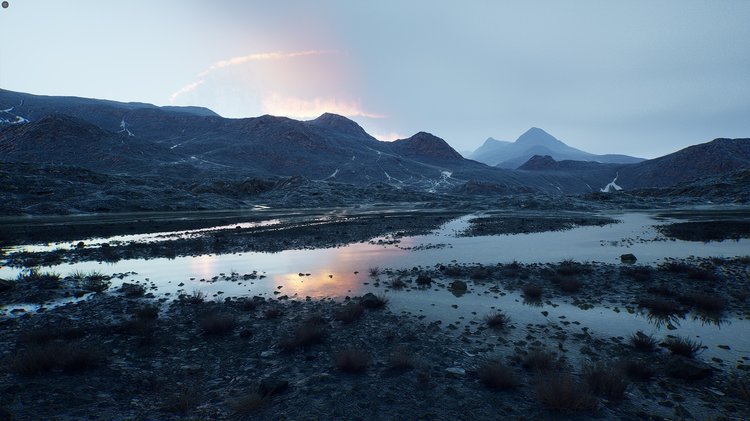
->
<box><xmin>1</xmin><ymin>0</ymin><xmax>749</xmax><ymax>158</ymax></box>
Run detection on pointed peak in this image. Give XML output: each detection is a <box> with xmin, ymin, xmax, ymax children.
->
<box><xmin>515</xmin><ymin>127</ymin><xmax>564</xmax><ymax>147</ymax></box>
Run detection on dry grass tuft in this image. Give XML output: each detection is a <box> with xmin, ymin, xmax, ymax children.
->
<box><xmin>478</xmin><ymin>361</ymin><xmax>518</xmax><ymax>390</ymax></box>
<box><xmin>334</xmin><ymin>348</ymin><xmax>370</xmax><ymax>373</ymax></box>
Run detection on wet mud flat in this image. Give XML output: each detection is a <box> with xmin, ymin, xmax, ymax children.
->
<box><xmin>458</xmin><ymin>211</ymin><xmax>617</xmax><ymax>236</ymax></box>
<box><xmin>1</xmin><ymin>258</ymin><xmax>749</xmax><ymax>420</ymax></box>
<box><xmin>2</xmin><ymin>209</ymin><xmax>463</xmax><ymax>268</ymax></box>
<box><xmin>654</xmin><ymin>209</ymin><xmax>750</xmax><ymax>242</ymax></box>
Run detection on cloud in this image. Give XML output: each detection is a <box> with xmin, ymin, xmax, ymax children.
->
<box><xmin>169</xmin><ymin>50</ymin><xmax>337</xmax><ymax>103</ymax></box>
<box><xmin>261</xmin><ymin>93</ymin><xmax>385</xmax><ymax>119</ymax></box>
<box><xmin>371</xmin><ymin>131</ymin><xmax>403</xmax><ymax>141</ymax></box>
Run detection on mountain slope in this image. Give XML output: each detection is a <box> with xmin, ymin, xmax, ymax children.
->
<box><xmin>0</xmin><ymin>89</ymin><xmax>588</xmax><ymax>194</ymax></box>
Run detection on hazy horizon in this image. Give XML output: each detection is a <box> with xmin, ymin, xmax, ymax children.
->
<box><xmin>1</xmin><ymin>1</ymin><xmax>749</xmax><ymax>159</ymax></box>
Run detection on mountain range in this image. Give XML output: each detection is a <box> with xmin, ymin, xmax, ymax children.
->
<box><xmin>1</xmin><ymin>89</ymin><xmax>749</xmax><ymax>199</ymax></box>
<box><xmin>468</xmin><ymin>127</ymin><xmax>644</xmax><ymax>168</ymax></box>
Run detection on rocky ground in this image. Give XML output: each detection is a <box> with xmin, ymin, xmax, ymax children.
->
<box><xmin>1</xmin><ymin>256</ymin><xmax>749</xmax><ymax>420</ymax></box>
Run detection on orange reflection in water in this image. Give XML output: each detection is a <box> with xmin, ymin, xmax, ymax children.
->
<box><xmin>189</xmin><ymin>254</ymin><xmax>217</xmax><ymax>280</ymax></box>
<box><xmin>273</xmin><ymin>271</ymin><xmax>366</xmax><ymax>298</ymax></box>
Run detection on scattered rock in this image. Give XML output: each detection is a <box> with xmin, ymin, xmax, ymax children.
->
<box><xmin>666</xmin><ymin>357</ymin><xmax>713</xmax><ymax>381</ymax></box>
<box><xmin>620</xmin><ymin>253</ymin><xmax>637</xmax><ymax>264</ymax></box>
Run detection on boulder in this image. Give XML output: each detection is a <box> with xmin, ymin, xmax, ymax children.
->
<box><xmin>620</xmin><ymin>253</ymin><xmax>637</xmax><ymax>264</ymax></box>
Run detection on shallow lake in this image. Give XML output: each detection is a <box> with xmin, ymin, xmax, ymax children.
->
<box><xmin>2</xmin><ymin>209</ymin><xmax>749</xmax><ymax>364</ymax></box>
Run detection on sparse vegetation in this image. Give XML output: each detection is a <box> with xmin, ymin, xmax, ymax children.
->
<box><xmin>478</xmin><ymin>361</ymin><xmax>518</xmax><ymax>390</ymax></box>
<box><xmin>484</xmin><ymin>311</ymin><xmax>510</xmax><ymax>329</ymax></box>
<box><xmin>630</xmin><ymin>331</ymin><xmax>658</xmax><ymax>352</ymax></box>
<box><xmin>623</xmin><ymin>359</ymin><xmax>655</xmax><ymax>381</ymax></box>
<box><xmin>334</xmin><ymin>348</ymin><xmax>370</xmax><ymax>373</ymax></box>
<box><xmin>621</xmin><ymin>266</ymin><xmax>652</xmax><ymax>282</ymax></box>
<box><xmin>360</xmin><ymin>293</ymin><xmax>389</xmax><ymax>309</ymax></box>
<box><xmin>182</xmin><ymin>290</ymin><xmax>206</xmax><ymax>304</ymax></box>
<box><xmin>415</xmin><ymin>274</ymin><xmax>432</xmax><ymax>287</ymax></box>
<box><xmin>135</xmin><ymin>304</ymin><xmax>160</xmax><ymax>321</ymax></box>
<box><xmin>264</xmin><ymin>307</ymin><xmax>283</xmax><ymax>319</ymax></box>
<box><xmin>663</xmin><ymin>336</ymin><xmax>703</xmax><ymax>357</ymax></box>
<box><xmin>535</xmin><ymin>373</ymin><xmax>598</xmax><ymax>412</ymax></box>
<box><xmin>280</xmin><ymin>322</ymin><xmax>327</xmax><ymax>351</ymax></box>
<box><xmin>638</xmin><ymin>297</ymin><xmax>680</xmax><ymax>316</ymax></box>
<box><xmin>368</xmin><ymin>266</ymin><xmax>380</xmax><ymax>276</ymax></box>
<box><xmin>18</xmin><ymin>269</ymin><xmax>60</xmax><ymax>289</ymax></box>
<box><xmin>199</xmin><ymin>312</ymin><xmax>236</xmax><ymax>336</ymax></box>
<box><xmin>388</xmin><ymin>348</ymin><xmax>416</xmax><ymax>371</ymax></box>
<box><xmin>583</xmin><ymin>363</ymin><xmax>628</xmax><ymax>400</ymax></box>
<box><xmin>78</xmin><ymin>270</ymin><xmax>110</xmax><ymax>293</ymax></box>
<box><xmin>556</xmin><ymin>260</ymin><xmax>587</xmax><ymax>276</ymax></box>
<box><xmin>390</xmin><ymin>278</ymin><xmax>407</xmax><ymax>289</ymax></box>
<box><xmin>522</xmin><ymin>349</ymin><xmax>558</xmax><ymax>372</ymax></box>
<box><xmin>680</xmin><ymin>292</ymin><xmax>726</xmax><ymax>313</ymax></box>
<box><xmin>522</xmin><ymin>283</ymin><xmax>543</xmax><ymax>299</ymax></box>
<box><xmin>559</xmin><ymin>278</ymin><xmax>582</xmax><ymax>293</ymax></box>
<box><xmin>728</xmin><ymin>375</ymin><xmax>750</xmax><ymax>402</ymax></box>
<box><xmin>334</xmin><ymin>302</ymin><xmax>364</xmax><ymax>324</ymax></box>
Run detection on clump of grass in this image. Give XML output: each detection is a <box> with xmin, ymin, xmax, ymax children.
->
<box><xmin>415</xmin><ymin>274</ymin><xmax>432</xmax><ymax>287</ymax></box>
<box><xmin>368</xmin><ymin>267</ymin><xmax>380</xmax><ymax>276</ymax></box>
<box><xmin>388</xmin><ymin>348</ymin><xmax>416</xmax><ymax>371</ymax></box>
<box><xmin>522</xmin><ymin>350</ymin><xmax>558</xmax><ymax>372</ymax></box>
<box><xmin>280</xmin><ymin>323</ymin><xmax>327</xmax><ymax>352</ymax></box>
<box><xmin>556</xmin><ymin>260</ymin><xmax>587</xmax><ymax>276</ymax></box>
<box><xmin>522</xmin><ymin>284</ymin><xmax>543</xmax><ymax>299</ymax></box>
<box><xmin>79</xmin><ymin>271</ymin><xmax>110</xmax><ymax>293</ymax></box>
<box><xmin>622</xmin><ymin>359</ymin><xmax>655</xmax><ymax>381</ymax></box>
<box><xmin>334</xmin><ymin>302</ymin><xmax>364</xmax><ymax>324</ymax></box>
<box><xmin>484</xmin><ymin>311</ymin><xmax>510</xmax><ymax>329</ymax></box>
<box><xmin>559</xmin><ymin>278</ymin><xmax>582</xmax><ymax>293</ymax></box>
<box><xmin>470</xmin><ymin>268</ymin><xmax>492</xmax><ymax>280</ymax></box>
<box><xmin>638</xmin><ymin>297</ymin><xmax>680</xmax><ymax>316</ymax></box>
<box><xmin>630</xmin><ymin>331</ymin><xmax>658</xmax><ymax>352</ymax></box>
<box><xmin>182</xmin><ymin>290</ymin><xmax>206</xmax><ymax>304</ymax></box>
<box><xmin>680</xmin><ymin>292</ymin><xmax>726</xmax><ymax>313</ymax></box>
<box><xmin>199</xmin><ymin>312</ymin><xmax>236</xmax><ymax>336</ymax></box>
<box><xmin>230</xmin><ymin>392</ymin><xmax>265</xmax><ymax>414</ymax></box>
<box><xmin>660</xmin><ymin>261</ymin><xmax>692</xmax><ymax>273</ymax></box>
<box><xmin>728</xmin><ymin>375</ymin><xmax>750</xmax><ymax>402</ymax></box>
<box><xmin>360</xmin><ymin>293</ymin><xmax>389</xmax><ymax>309</ymax></box>
<box><xmin>686</xmin><ymin>267</ymin><xmax>719</xmax><ymax>281</ymax></box>
<box><xmin>18</xmin><ymin>269</ymin><xmax>61</xmax><ymax>289</ymax></box>
<box><xmin>334</xmin><ymin>348</ymin><xmax>370</xmax><ymax>373</ymax></box>
<box><xmin>135</xmin><ymin>304</ymin><xmax>160</xmax><ymax>321</ymax></box>
<box><xmin>535</xmin><ymin>373</ymin><xmax>598</xmax><ymax>412</ymax></box>
<box><xmin>663</xmin><ymin>336</ymin><xmax>703</xmax><ymax>357</ymax></box>
<box><xmin>264</xmin><ymin>307</ymin><xmax>283</xmax><ymax>319</ymax></box>
<box><xmin>237</xmin><ymin>298</ymin><xmax>257</xmax><ymax>311</ymax></box>
<box><xmin>163</xmin><ymin>385</ymin><xmax>199</xmax><ymax>414</ymax></box>
<box><xmin>621</xmin><ymin>266</ymin><xmax>653</xmax><ymax>282</ymax></box>
<box><xmin>390</xmin><ymin>279</ymin><xmax>407</xmax><ymax>289</ymax></box>
<box><xmin>478</xmin><ymin>361</ymin><xmax>518</xmax><ymax>390</ymax></box>
<box><xmin>582</xmin><ymin>363</ymin><xmax>628</xmax><ymax>400</ymax></box>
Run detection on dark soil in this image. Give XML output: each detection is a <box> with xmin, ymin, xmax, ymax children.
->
<box><xmin>460</xmin><ymin>213</ymin><xmax>617</xmax><ymax>236</ymax></box>
<box><xmin>658</xmin><ymin>220</ymin><xmax>750</xmax><ymax>242</ymax></box>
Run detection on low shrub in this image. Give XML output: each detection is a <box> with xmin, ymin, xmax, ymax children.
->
<box><xmin>334</xmin><ymin>348</ymin><xmax>370</xmax><ymax>373</ymax></box>
<box><xmin>478</xmin><ymin>361</ymin><xmax>518</xmax><ymax>390</ymax></box>
<box><xmin>199</xmin><ymin>312</ymin><xmax>236</xmax><ymax>336</ymax></box>
<box><xmin>559</xmin><ymin>278</ymin><xmax>582</xmax><ymax>293</ymax></box>
<box><xmin>484</xmin><ymin>311</ymin><xmax>510</xmax><ymax>329</ymax></box>
<box><xmin>583</xmin><ymin>363</ymin><xmax>628</xmax><ymax>400</ymax></box>
<box><xmin>522</xmin><ymin>284</ymin><xmax>543</xmax><ymax>299</ymax></box>
<box><xmin>334</xmin><ymin>302</ymin><xmax>364</xmax><ymax>324</ymax></box>
<box><xmin>535</xmin><ymin>373</ymin><xmax>597</xmax><ymax>412</ymax></box>
<box><xmin>522</xmin><ymin>350</ymin><xmax>558</xmax><ymax>373</ymax></box>
<box><xmin>630</xmin><ymin>331</ymin><xmax>658</xmax><ymax>352</ymax></box>
<box><xmin>663</xmin><ymin>336</ymin><xmax>703</xmax><ymax>358</ymax></box>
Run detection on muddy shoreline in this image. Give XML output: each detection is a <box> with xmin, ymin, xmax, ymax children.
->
<box><xmin>1</xmin><ymin>256</ymin><xmax>749</xmax><ymax>420</ymax></box>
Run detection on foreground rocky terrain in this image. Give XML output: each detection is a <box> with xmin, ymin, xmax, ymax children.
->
<box><xmin>1</xmin><ymin>256</ymin><xmax>749</xmax><ymax>420</ymax></box>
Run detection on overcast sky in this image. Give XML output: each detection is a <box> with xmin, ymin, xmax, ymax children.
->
<box><xmin>1</xmin><ymin>0</ymin><xmax>749</xmax><ymax>158</ymax></box>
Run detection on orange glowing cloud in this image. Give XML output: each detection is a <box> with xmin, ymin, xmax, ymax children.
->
<box><xmin>262</xmin><ymin>93</ymin><xmax>384</xmax><ymax>119</ymax></box>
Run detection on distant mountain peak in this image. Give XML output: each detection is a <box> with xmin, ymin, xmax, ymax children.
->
<box><xmin>515</xmin><ymin>127</ymin><xmax>563</xmax><ymax>147</ymax></box>
<box><xmin>391</xmin><ymin>132</ymin><xmax>463</xmax><ymax>160</ymax></box>
<box><xmin>307</xmin><ymin>113</ymin><xmax>373</xmax><ymax>139</ymax></box>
